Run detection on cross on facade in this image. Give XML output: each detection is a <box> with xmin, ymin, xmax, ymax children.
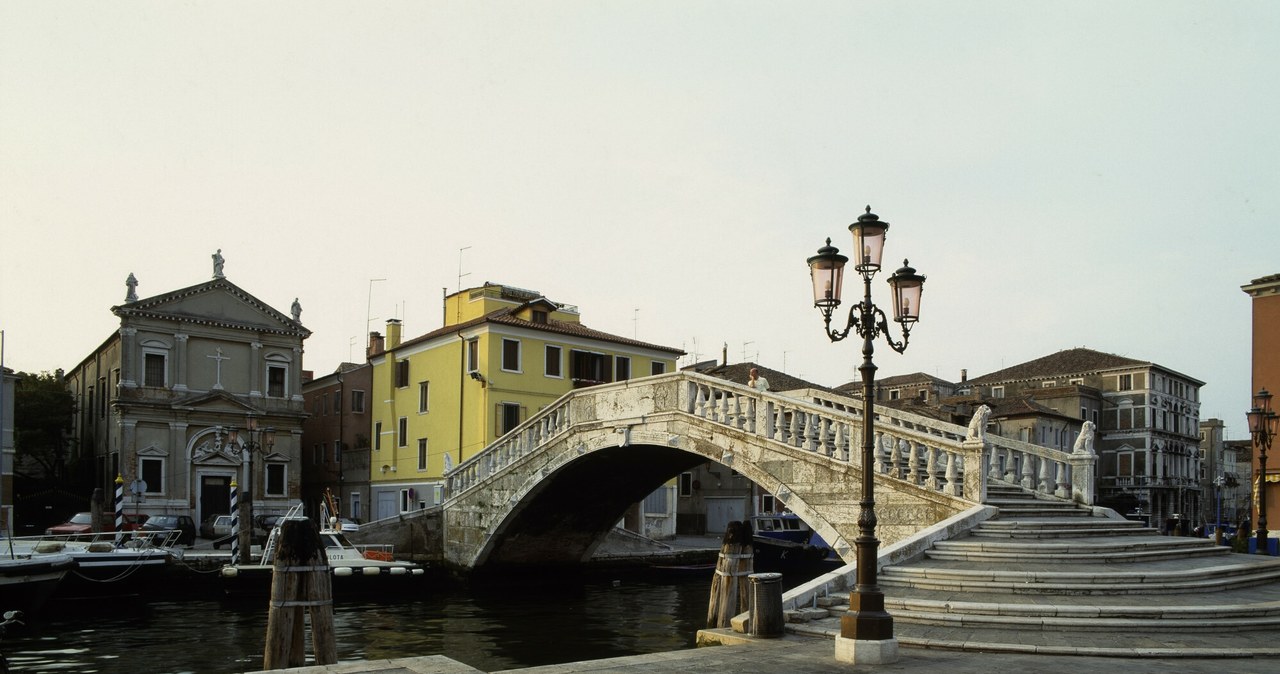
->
<box><xmin>208</xmin><ymin>348</ymin><xmax>230</xmax><ymax>389</ymax></box>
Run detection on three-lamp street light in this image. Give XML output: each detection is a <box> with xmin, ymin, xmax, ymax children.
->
<box><xmin>228</xmin><ymin>416</ymin><xmax>275</xmax><ymax>565</ymax></box>
<box><xmin>806</xmin><ymin>206</ymin><xmax>926</xmax><ymax>664</ymax></box>
<box><xmin>1247</xmin><ymin>388</ymin><xmax>1277</xmax><ymax>555</ymax></box>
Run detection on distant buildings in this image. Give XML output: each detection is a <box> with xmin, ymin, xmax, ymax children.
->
<box><xmin>64</xmin><ymin>259</ymin><xmax>309</xmax><ymax>527</ymax></box>
<box><xmin>300</xmin><ymin>361</ymin><xmax>372</xmax><ymax>522</ymax></box>
<box><xmin>1242</xmin><ymin>273</ymin><xmax>1280</xmax><ymax>539</ymax></box>
<box><xmin>839</xmin><ymin>348</ymin><xmax>1206</xmax><ymax>526</ymax></box>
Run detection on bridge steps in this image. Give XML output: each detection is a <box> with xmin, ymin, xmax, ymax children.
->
<box><xmin>782</xmin><ymin>485</ymin><xmax>1280</xmax><ymax>656</ymax></box>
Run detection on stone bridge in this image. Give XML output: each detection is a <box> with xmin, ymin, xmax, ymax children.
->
<box><xmin>433</xmin><ymin>371</ymin><xmax>1097</xmax><ymax>570</ymax></box>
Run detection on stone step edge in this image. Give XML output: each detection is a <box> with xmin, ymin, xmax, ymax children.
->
<box><xmin>877</xmin><ymin>574</ymin><xmax>1280</xmax><ymax>595</ymax></box>
<box><xmin>784</xmin><ymin>623</ymin><xmax>1280</xmax><ymax>658</ymax></box>
<box><xmin>881</xmin><ymin>561</ymin><xmax>1280</xmax><ymax>583</ymax></box>
<box><xmin>889</xmin><ymin>611</ymin><xmax>1280</xmax><ymax>631</ymax></box>
<box><xmin>924</xmin><ymin>548</ymin><xmax>1227</xmax><ymax>563</ymax></box>
<box><xmin>934</xmin><ymin>538</ymin><xmax>1215</xmax><ymax>552</ymax></box>
<box><xmin>878</xmin><ymin>597</ymin><xmax>1280</xmax><ymax>619</ymax></box>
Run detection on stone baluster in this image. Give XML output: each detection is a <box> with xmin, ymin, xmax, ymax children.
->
<box><xmin>1003</xmin><ymin>448</ymin><xmax>1019</xmax><ymax>484</ymax></box>
<box><xmin>835</xmin><ymin>421</ymin><xmax>849</xmax><ymax>462</ymax></box>
<box><xmin>887</xmin><ymin>434</ymin><xmax>902</xmax><ymax>479</ymax></box>
<box><xmin>1038</xmin><ymin>454</ymin><xmax>1054</xmax><ymax>493</ymax></box>
<box><xmin>746</xmin><ymin>398</ymin><xmax>758</xmax><ymax>434</ymax></box>
<box><xmin>925</xmin><ymin>445</ymin><xmax>940</xmax><ymax>491</ymax></box>
<box><xmin>1020</xmin><ymin>452</ymin><xmax>1036</xmax><ymax>490</ymax></box>
<box><xmin>717</xmin><ymin>388</ymin><xmax>730</xmax><ymax>423</ymax></box>
<box><xmin>872</xmin><ymin>430</ymin><xmax>885</xmax><ymax>473</ymax></box>
<box><xmin>763</xmin><ymin>401</ymin><xmax>776</xmax><ymax>441</ymax></box>
<box><xmin>807</xmin><ymin>415</ymin><xmax>822</xmax><ymax>453</ymax></box>
<box><xmin>988</xmin><ymin>444</ymin><xmax>1004</xmax><ymax>480</ymax></box>
<box><xmin>732</xmin><ymin>394</ymin><xmax>744</xmax><ymax>430</ymax></box>
<box><xmin>944</xmin><ymin>451</ymin><xmax>962</xmax><ymax>496</ymax></box>
<box><xmin>907</xmin><ymin>441</ymin><xmax>922</xmax><ymax>485</ymax></box>
<box><xmin>789</xmin><ymin>410</ymin><xmax>804</xmax><ymax>448</ymax></box>
<box><xmin>1054</xmin><ymin>460</ymin><xmax>1071</xmax><ymax>499</ymax></box>
<box><xmin>821</xmin><ymin>418</ymin><xmax>835</xmax><ymax>457</ymax></box>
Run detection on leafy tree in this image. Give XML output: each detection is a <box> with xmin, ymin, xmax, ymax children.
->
<box><xmin>13</xmin><ymin>371</ymin><xmax>77</xmax><ymax>482</ymax></box>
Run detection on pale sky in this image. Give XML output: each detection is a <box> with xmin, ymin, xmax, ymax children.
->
<box><xmin>2</xmin><ymin>2</ymin><xmax>1276</xmax><ymax>437</ymax></box>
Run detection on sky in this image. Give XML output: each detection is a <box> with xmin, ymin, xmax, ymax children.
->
<box><xmin>1</xmin><ymin>2</ymin><xmax>1276</xmax><ymax>438</ymax></box>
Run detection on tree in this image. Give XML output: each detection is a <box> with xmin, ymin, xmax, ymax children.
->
<box><xmin>13</xmin><ymin>371</ymin><xmax>77</xmax><ymax>482</ymax></box>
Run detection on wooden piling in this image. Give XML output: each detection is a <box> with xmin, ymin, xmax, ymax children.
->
<box><xmin>263</xmin><ymin>520</ymin><xmax>337</xmax><ymax>669</ymax></box>
<box><xmin>705</xmin><ymin>520</ymin><xmax>754</xmax><ymax>629</ymax></box>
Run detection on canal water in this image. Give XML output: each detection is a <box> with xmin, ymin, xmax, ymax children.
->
<box><xmin>1</xmin><ymin>569</ymin><xmax>722</xmax><ymax>674</ymax></box>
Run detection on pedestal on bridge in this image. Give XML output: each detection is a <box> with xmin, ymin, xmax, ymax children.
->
<box><xmin>834</xmin><ymin>635</ymin><xmax>899</xmax><ymax>665</ymax></box>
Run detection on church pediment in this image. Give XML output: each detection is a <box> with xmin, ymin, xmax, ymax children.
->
<box><xmin>113</xmin><ymin>278</ymin><xmax>310</xmax><ymax>338</ymax></box>
<box><xmin>170</xmin><ymin>389</ymin><xmax>258</xmax><ymax>414</ymax></box>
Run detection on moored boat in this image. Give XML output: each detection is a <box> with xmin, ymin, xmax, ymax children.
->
<box><xmin>3</xmin><ymin>531</ymin><xmax>183</xmax><ymax>598</ymax></box>
<box><xmin>219</xmin><ymin>504</ymin><xmax>425</xmax><ymax>597</ymax></box>
<box><xmin>0</xmin><ymin>553</ymin><xmax>75</xmax><ymax>613</ymax></box>
<box><xmin>750</xmin><ymin>512</ymin><xmax>840</xmax><ymax>570</ymax></box>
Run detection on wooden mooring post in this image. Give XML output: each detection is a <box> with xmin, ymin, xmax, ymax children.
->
<box><xmin>263</xmin><ymin>520</ymin><xmax>337</xmax><ymax>669</ymax></box>
<box><xmin>706</xmin><ymin>520</ymin><xmax>753</xmax><ymax>629</ymax></box>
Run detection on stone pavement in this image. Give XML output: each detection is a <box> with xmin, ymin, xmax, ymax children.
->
<box><xmin>253</xmin><ymin>635</ymin><xmax>1277</xmax><ymax>674</ymax></box>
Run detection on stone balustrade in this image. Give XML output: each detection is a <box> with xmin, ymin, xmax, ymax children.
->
<box><xmin>445</xmin><ymin>371</ymin><xmax>1096</xmax><ymax>507</ymax></box>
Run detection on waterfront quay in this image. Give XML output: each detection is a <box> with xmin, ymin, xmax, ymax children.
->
<box><xmin>251</xmin><ymin>636</ymin><xmax>1278</xmax><ymax>674</ymax></box>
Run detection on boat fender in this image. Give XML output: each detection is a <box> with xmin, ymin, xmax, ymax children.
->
<box><xmin>222</xmin><ymin>567</ymin><xmax>239</xmax><ymax>578</ymax></box>
<box><xmin>334</xmin><ymin>567</ymin><xmax>353</xmax><ymax>577</ymax></box>
<box><xmin>362</xmin><ymin>567</ymin><xmax>380</xmax><ymax>576</ymax></box>
<box><xmin>389</xmin><ymin>567</ymin><xmax>405</xmax><ymax>575</ymax></box>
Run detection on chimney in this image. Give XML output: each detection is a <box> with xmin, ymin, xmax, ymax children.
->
<box><xmin>960</xmin><ymin>368</ymin><xmax>968</xmax><ymax>383</ymax></box>
<box><xmin>367</xmin><ymin>331</ymin><xmax>385</xmax><ymax>359</ymax></box>
<box><xmin>386</xmin><ymin>319</ymin><xmax>403</xmax><ymax>349</ymax></box>
<box><xmin>722</xmin><ymin>342</ymin><xmax>728</xmax><ymax>366</ymax></box>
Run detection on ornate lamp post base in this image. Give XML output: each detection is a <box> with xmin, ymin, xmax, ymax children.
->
<box><xmin>834</xmin><ymin>635</ymin><xmax>899</xmax><ymax>665</ymax></box>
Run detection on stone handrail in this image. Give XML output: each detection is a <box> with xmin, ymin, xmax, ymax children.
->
<box><xmin>800</xmin><ymin>387</ymin><xmax>1097</xmax><ymax>505</ymax></box>
<box><xmin>444</xmin><ymin>371</ymin><xmax>1096</xmax><ymax>506</ymax></box>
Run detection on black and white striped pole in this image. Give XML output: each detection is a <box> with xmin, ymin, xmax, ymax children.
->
<box><xmin>114</xmin><ymin>474</ymin><xmax>124</xmax><ymax>544</ymax></box>
<box><xmin>229</xmin><ymin>478</ymin><xmax>239</xmax><ymax>563</ymax></box>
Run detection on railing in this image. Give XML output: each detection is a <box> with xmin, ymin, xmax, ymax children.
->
<box><xmin>445</xmin><ymin>391</ymin><xmax>577</xmax><ymax>496</ymax></box>
<box><xmin>443</xmin><ymin>372</ymin><xmax>1097</xmax><ymax>507</ymax></box>
<box><xmin>683</xmin><ymin>378</ymin><xmax>981</xmax><ymax>501</ymax></box>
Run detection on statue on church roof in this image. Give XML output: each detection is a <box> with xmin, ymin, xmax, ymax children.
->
<box><xmin>125</xmin><ymin>272</ymin><xmax>138</xmax><ymax>302</ymax></box>
<box><xmin>212</xmin><ymin>249</ymin><xmax>225</xmax><ymax>278</ymax></box>
<box><xmin>291</xmin><ymin>297</ymin><xmax>302</xmax><ymax>322</ymax></box>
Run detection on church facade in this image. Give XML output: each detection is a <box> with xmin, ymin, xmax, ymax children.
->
<box><xmin>66</xmin><ymin>255</ymin><xmax>309</xmax><ymax>526</ymax></box>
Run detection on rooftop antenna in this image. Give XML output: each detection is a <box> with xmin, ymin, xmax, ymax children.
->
<box><xmin>366</xmin><ymin>278</ymin><xmax>386</xmax><ymax>338</ymax></box>
<box><xmin>743</xmin><ymin>341</ymin><xmax>754</xmax><ymax>363</ymax></box>
<box><xmin>457</xmin><ymin>246</ymin><xmax>472</xmax><ymax>294</ymax></box>
<box><xmin>633</xmin><ymin>308</ymin><xmax>639</xmax><ymax>339</ymax></box>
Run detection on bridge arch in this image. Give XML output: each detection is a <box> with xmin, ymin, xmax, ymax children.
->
<box><xmin>440</xmin><ymin>372</ymin><xmax>1094</xmax><ymax>570</ymax></box>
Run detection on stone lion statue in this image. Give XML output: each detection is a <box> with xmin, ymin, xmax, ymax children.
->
<box><xmin>1073</xmin><ymin>420</ymin><xmax>1096</xmax><ymax>454</ymax></box>
<box><xmin>966</xmin><ymin>405</ymin><xmax>991</xmax><ymax>442</ymax></box>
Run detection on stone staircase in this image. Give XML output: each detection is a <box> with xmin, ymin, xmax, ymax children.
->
<box><xmin>786</xmin><ymin>485</ymin><xmax>1280</xmax><ymax>657</ymax></box>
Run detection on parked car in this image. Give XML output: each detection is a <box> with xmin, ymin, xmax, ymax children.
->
<box><xmin>335</xmin><ymin>517</ymin><xmax>360</xmax><ymax>533</ymax></box>
<box><xmin>200</xmin><ymin>514</ymin><xmax>235</xmax><ymax>547</ymax></box>
<box><xmin>140</xmin><ymin>514</ymin><xmax>197</xmax><ymax>546</ymax></box>
<box><xmin>46</xmin><ymin>512</ymin><xmax>147</xmax><ymax>535</ymax></box>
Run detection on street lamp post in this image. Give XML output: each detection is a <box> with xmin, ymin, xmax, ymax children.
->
<box><xmin>228</xmin><ymin>416</ymin><xmax>275</xmax><ymax>565</ymax></box>
<box><xmin>1247</xmin><ymin>388</ymin><xmax>1277</xmax><ymax>555</ymax></box>
<box><xmin>807</xmin><ymin>206</ymin><xmax>925</xmax><ymax>665</ymax></box>
<box><xmin>1214</xmin><ymin>475</ymin><xmax>1225</xmax><ymax>546</ymax></box>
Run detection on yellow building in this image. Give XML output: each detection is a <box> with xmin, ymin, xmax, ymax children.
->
<box><xmin>366</xmin><ymin>283</ymin><xmax>683</xmax><ymax>520</ymax></box>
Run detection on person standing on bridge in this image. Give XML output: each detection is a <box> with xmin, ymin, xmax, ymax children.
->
<box><xmin>748</xmin><ymin>367</ymin><xmax>769</xmax><ymax>392</ymax></box>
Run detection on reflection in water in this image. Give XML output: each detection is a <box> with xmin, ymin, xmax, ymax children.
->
<box><xmin>1</xmin><ymin>570</ymin><xmax>713</xmax><ymax>674</ymax></box>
